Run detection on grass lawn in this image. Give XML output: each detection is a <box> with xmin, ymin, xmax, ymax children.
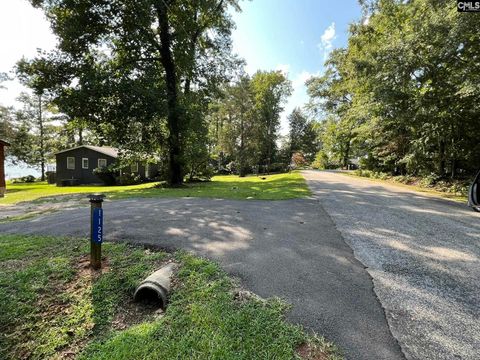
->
<box><xmin>0</xmin><ymin>235</ymin><xmax>340</xmax><ymax>360</ymax></box>
<box><xmin>0</xmin><ymin>172</ymin><xmax>310</xmax><ymax>206</ymax></box>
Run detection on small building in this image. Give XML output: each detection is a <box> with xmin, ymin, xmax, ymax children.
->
<box><xmin>55</xmin><ymin>145</ymin><xmax>154</xmax><ymax>186</ymax></box>
<box><xmin>0</xmin><ymin>139</ymin><xmax>10</xmax><ymax>197</ymax></box>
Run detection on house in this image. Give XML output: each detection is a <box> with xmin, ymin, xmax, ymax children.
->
<box><xmin>55</xmin><ymin>145</ymin><xmax>156</xmax><ymax>186</ymax></box>
<box><xmin>0</xmin><ymin>139</ymin><xmax>10</xmax><ymax>197</ymax></box>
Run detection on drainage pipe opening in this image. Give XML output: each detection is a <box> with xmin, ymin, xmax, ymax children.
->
<box><xmin>134</xmin><ymin>283</ymin><xmax>167</xmax><ymax>309</ymax></box>
<box><xmin>133</xmin><ymin>263</ymin><xmax>175</xmax><ymax>310</ymax></box>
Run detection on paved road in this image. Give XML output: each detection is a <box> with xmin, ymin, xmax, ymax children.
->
<box><xmin>0</xmin><ymin>196</ymin><xmax>403</xmax><ymax>360</ymax></box>
<box><xmin>302</xmin><ymin>170</ymin><xmax>480</xmax><ymax>360</ymax></box>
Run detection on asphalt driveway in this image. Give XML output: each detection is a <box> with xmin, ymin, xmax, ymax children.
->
<box><xmin>302</xmin><ymin>170</ymin><xmax>480</xmax><ymax>360</ymax></box>
<box><xmin>0</xmin><ymin>195</ymin><xmax>403</xmax><ymax>360</ymax></box>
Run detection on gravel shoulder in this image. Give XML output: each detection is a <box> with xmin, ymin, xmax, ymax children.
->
<box><xmin>302</xmin><ymin>170</ymin><xmax>480</xmax><ymax>360</ymax></box>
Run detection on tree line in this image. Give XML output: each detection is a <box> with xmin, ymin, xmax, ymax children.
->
<box><xmin>0</xmin><ymin>0</ymin><xmax>309</xmax><ymax>184</ymax></box>
<box><xmin>307</xmin><ymin>0</ymin><xmax>480</xmax><ymax>179</ymax></box>
<box><xmin>3</xmin><ymin>0</ymin><xmax>478</xmax><ymax>184</ymax></box>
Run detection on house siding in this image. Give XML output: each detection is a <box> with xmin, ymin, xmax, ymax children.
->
<box><xmin>56</xmin><ymin>147</ymin><xmax>117</xmax><ymax>185</ymax></box>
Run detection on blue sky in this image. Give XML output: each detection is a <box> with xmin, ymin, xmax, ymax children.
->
<box><xmin>0</xmin><ymin>0</ymin><xmax>362</xmax><ymax>177</ymax></box>
<box><xmin>231</xmin><ymin>0</ymin><xmax>362</xmax><ymax>132</ymax></box>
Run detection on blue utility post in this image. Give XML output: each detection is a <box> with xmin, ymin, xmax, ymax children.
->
<box><xmin>88</xmin><ymin>194</ymin><xmax>105</xmax><ymax>269</ymax></box>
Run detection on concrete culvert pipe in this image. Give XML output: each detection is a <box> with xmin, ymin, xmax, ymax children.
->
<box><xmin>134</xmin><ymin>263</ymin><xmax>176</xmax><ymax>309</ymax></box>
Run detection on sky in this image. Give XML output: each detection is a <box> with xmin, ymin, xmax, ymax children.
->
<box><xmin>0</xmin><ymin>0</ymin><xmax>362</xmax><ymax>177</ymax></box>
<box><xmin>230</xmin><ymin>0</ymin><xmax>362</xmax><ymax>133</ymax></box>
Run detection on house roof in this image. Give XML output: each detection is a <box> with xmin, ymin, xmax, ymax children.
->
<box><xmin>0</xmin><ymin>139</ymin><xmax>11</xmax><ymax>146</ymax></box>
<box><xmin>55</xmin><ymin>145</ymin><xmax>119</xmax><ymax>158</ymax></box>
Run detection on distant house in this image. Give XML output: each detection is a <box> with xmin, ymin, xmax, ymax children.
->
<box><xmin>55</xmin><ymin>145</ymin><xmax>155</xmax><ymax>186</ymax></box>
<box><xmin>0</xmin><ymin>139</ymin><xmax>10</xmax><ymax>197</ymax></box>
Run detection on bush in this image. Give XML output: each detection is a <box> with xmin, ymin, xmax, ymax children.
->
<box><xmin>394</xmin><ymin>175</ymin><xmax>415</xmax><ymax>184</ymax></box>
<box><xmin>226</xmin><ymin>161</ymin><xmax>237</xmax><ymax>174</ymax></box>
<box><xmin>192</xmin><ymin>165</ymin><xmax>214</xmax><ymax>181</ymax></box>
<box><xmin>311</xmin><ymin>150</ymin><xmax>329</xmax><ymax>170</ymax></box>
<box><xmin>11</xmin><ymin>175</ymin><xmax>36</xmax><ymax>183</ymax></box>
<box><xmin>93</xmin><ymin>167</ymin><xmax>117</xmax><ymax>186</ymax></box>
<box><xmin>187</xmin><ymin>163</ymin><xmax>215</xmax><ymax>181</ymax></box>
<box><xmin>23</xmin><ymin>175</ymin><xmax>36</xmax><ymax>183</ymax></box>
<box><xmin>356</xmin><ymin>169</ymin><xmax>374</xmax><ymax>178</ymax></box>
<box><xmin>116</xmin><ymin>173</ymin><xmax>142</xmax><ymax>186</ymax></box>
<box><xmin>359</xmin><ymin>155</ymin><xmax>380</xmax><ymax>172</ymax></box>
<box><xmin>419</xmin><ymin>173</ymin><xmax>441</xmax><ymax>187</ymax></box>
<box><xmin>377</xmin><ymin>172</ymin><xmax>391</xmax><ymax>180</ymax></box>
<box><xmin>215</xmin><ymin>167</ymin><xmax>231</xmax><ymax>175</ymax></box>
<box><xmin>268</xmin><ymin>162</ymin><xmax>288</xmax><ymax>173</ymax></box>
<box><xmin>291</xmin><ymin>152</ymin><xmax>307</xmax><ymax>168</ymax></box>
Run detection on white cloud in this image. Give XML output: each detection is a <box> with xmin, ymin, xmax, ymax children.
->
<box><xmin>292</xmin><ymin>70</ymin><xmax>314</xmax><ymax>91</ymax></box>
<box><xmin>279</xmin><ymin>70</ymin><xmax>321</xmax><ymax>135</ymax></box>
<box><xmin>276</xmin><ymin>64</ymin><xmax>290</xmax><ymax>75</ymax></box>
<box><xmin>0</xmin><ymin>0</ymin><xmax>57</xmax><ymax>107</ymax></box>
<box><xmin>317</xmin><ymin>22</ymin><xmax>336</xmax><ymax>60</ymax></box>
<box><xmin>362</xmin><ymin>14</ymin><xmax>370</xmax><ymax>25</ymax></box>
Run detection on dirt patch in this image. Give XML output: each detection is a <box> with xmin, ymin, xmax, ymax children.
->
<box><xmin>0</xmin><ymin>195</ymin><xmax>89</xmax><ymax>222</ymax></box>
<box><xmin>233</xmin><ymin>289</ymin><xmax>259</xmax><ymax>304</ymax></box>
<box><xmin>297</xmin><ymin>342</ymin><xmax>329</xmax><ymax>360</ymax></box>
<box><xmin>111</xmin><ymin>302</ymin><xmax>164</xmax><ymax>331</ymax></box>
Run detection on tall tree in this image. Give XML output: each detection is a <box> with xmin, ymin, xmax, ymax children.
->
<box><xmin>288</xmin><ymin>108</ymin><xmax>319</xmax><ymax>162</ymax></box>
<box><xmin>307</xmin><ymin>49</ymin><xmax>358</xmax><ymax>168</ymax></box>
<box><xmin>21</xmin><ymin>0</ymin><xmax>241</xmax><ymax>185</ymax></box>
<box><xmin>223</xmin><ymin>76</ymin><xmax>258</xmax><ymax>176</ymax></box>
<box><xmin>8</xmin><ymin>93</ymin><xmax>65</xmax><ymax>180</ymax></box>
<box><xmin>308</xmin><ymin>0</ymin><xmax>480</xmax><ymax>177</ymax></box>
<box><xmin>251</xmin><ymin>71</ymin><xmax>292</xmax><ymax>171</ymax></box>
<box><xmin>209</xmin><ymin>75</ymin><xmax>257</xmax><ymax>176</ymax></box>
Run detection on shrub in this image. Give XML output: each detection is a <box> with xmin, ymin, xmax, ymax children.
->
<box><xmin>23</xmin><ymin>175</ymin><xmax>36</xmax><ymax>183</ymax></box>
<box><xmin>11</xmin><ymin>175</ymin><xmax>36</xmax><ymax>183</ymax></box>
<box><xmin>268</xmin><ymin>162</ymin><xmax>288</xmax><ymax>173</ymax></box>
<box><xmin>215</xmin><ymin>167</ymin><xmax>231</xmax><ymax>175</ymax></box>
<box><xmin>419</xmin><ymin>173</ymin><xmax>441</xmax><ymax>187</ymax></box>
<box><xmin>187</xmin><ymin>163</ymin><xmax>215</xmax><ymax>181</ymax></box>
<box><xmin>377</xmin><ymin>172</ymin><xmax>391</xmax><ymax>180</ymax></box>
<box><xmin>360</xmin><ymin>169</ymin><xmax>374</xmax><ymax>178</ymax></box>
<box><xmin>116</xmin><ymin>173</ymin><xmax>142</xmax><ymax>186</ymax></box>
<box><xmin>291</xmin><ymin>152</ymin><xmax>307</xmax><ymax>168</ymax></box>
<box><xmin>311</xmin><ymin>150</ymin><xmax>329</xmax><ymax>170</ymax></box>
<box><xmin>93</xmin><ymin>167</ymin><xmax>117</xmax><ymax>186</ymax></box>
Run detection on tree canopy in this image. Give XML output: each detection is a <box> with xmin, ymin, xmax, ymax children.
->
<box><xmin>308</xmin><ymin>0</ymin><xmax>480</xmax><ymax>177</ymax></box>
<box><xmin>20</xmin><ymin>0</ymin><xmax>242</xmax><ymax>184</ymax></box>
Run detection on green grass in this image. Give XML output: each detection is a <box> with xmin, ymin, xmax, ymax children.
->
<box><xmin>0</xmin><ymin>235</ymin><xmax>341</xmax><ymax>360</ymax></box>
<box><xmin>0</xmin><ymin>172</ymin><xmax>310</xmax><ymax>205</ymax></box>
<box><xmin>0</xmin><ymin>181</ymin><xmax>158</xmax><ymax>205</ymax></box>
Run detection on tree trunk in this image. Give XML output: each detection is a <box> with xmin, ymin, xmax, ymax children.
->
<box><xmin>38</xmin><ymin>95</ymin><xmax>45</xmax><ymax>181</ymax></box>
<box><xmin>343</xmin><ymin>141</ymin><xmax>350</xmax><ymax>169</ymax></box>
<box><xmin>238</xmin><ymin>109</ymin><xmax>246</xmax><ymax>177</ymax></box>
<box><xmin>157</xmin><ymin>1</ymin><xmax>183</xmax><ymax>186</ymax></box>
<box><xmin>439</xmin><ymin>139</ymin><xmax>446</xmax><ymax>177</ymax></box>
<box><xmin>451</xmin><ymin>158</ymin><xmax>456</xmax><ymax>179</ymax></box>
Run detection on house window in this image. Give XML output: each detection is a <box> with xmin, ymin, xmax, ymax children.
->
<box><xmin>82</xmin><ymin>158</ymin><xmax>89</xmax><ymax>169</ymax></box>
<box><xmin>131</xmin><ymin>163</ymin><xmax>138</xmax><ymax>173</ymax></box>
<box><xmin>98</xmin><ymin>159</ymin><xmax>107</xmax><ymax>168</ymax></box>
<box><xmin>67</xmin><ymin>157</ymin><xmax>75</xmax><ymax>170</ymax></box>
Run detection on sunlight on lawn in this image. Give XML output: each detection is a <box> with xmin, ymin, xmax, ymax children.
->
<box><xmin>0</xmin><ymin>172</ymin><xmax>310</xmax><ymax>205</ymax></box>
